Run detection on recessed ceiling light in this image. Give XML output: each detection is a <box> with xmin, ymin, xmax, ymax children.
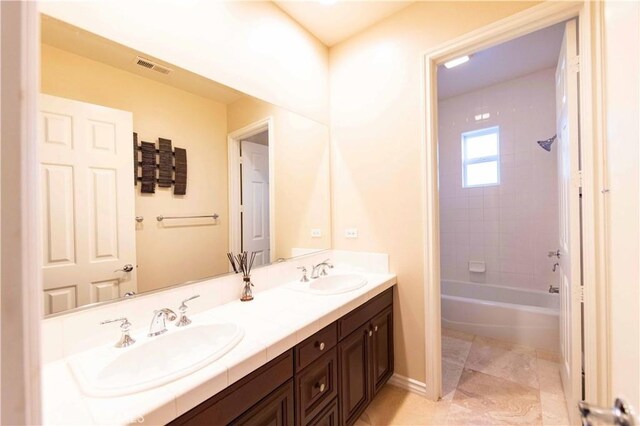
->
<box><xmin>444</xmin><ymin>55</ymin><xmax>470</xmax><ymax>69</ymax></box>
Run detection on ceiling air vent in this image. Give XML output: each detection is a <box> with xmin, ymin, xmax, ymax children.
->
<box><xmin>135</xmin><ymin>56</ymin><xmax>173</xmax><ymax>75</ymax></box>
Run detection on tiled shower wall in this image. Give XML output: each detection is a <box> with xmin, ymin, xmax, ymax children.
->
<box><xmin>438</xmin><ymin>68</ymin><xmax>558</xmax><ymax>291</ymax></box>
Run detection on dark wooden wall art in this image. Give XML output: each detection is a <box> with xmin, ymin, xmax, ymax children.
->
<box><xmin>133</xmin><ymin>132</ymin><xmax>187</xmax><ymax>195</ymax></box>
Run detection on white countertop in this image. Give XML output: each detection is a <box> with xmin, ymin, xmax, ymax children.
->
<box><xmin>42</xmin><ymin>272</ymin><xmax>396</xmax><ymax>425</ymax></box>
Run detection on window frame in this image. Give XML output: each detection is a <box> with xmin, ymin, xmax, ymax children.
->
<box><xmin>461</xmin><ymin>126</ymin><xmax>501</xmax><ymax>188</ymax></box>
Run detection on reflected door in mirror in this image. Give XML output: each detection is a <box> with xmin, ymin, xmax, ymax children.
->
<box><xmin>39</xmin><ymin>94</ymin><xmax>137</xmax><ymax>315</ymax></box>
<box><xmin>241</xmin><ymin>141</ymin><xmax>271</xmax><ymax>266</ymax></box>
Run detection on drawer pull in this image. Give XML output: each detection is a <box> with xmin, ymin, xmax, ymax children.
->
<box><xmin>315</xmin><ymin>341</ymin><xmax>325</xmax><ymax>351</ymax></box>
<box><xmin>315</xmin><ymin>382</ymin><xmax>326</xmax><ymax>393</ymax></box>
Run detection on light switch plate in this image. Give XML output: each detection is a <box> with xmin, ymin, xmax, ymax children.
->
<box><xmin>345</xmin><ymin>228</ymin><xmax>358</xmax><ymax>239</ymax></box>
<box><xmin>311</xmin><ymin>228</ymin><xmax>322</xmax><ymax>238</ymax></box>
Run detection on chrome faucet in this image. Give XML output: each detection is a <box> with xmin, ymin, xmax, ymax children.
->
<box><xmin>148</xmin><ymin>308</ymin><xmax>177</xmax><ymax>337</ymax></box>
<box><xmin>311</xmin><ymin>259</ymin><xmax>333</xmax><ymax>279</ymax></box>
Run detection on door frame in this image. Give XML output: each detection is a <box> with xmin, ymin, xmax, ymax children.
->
<box><xmin>227</xmin><ymin>117</ymin><xmax>276</xmax><ymax>265</ymax></box>
<box><xmin>420</xmin><ymin>0</ymin><xmax>609</xmax><ymax>412</ymax></box>
<box><xmin>0</xmin><ymin>1</ymin><xmax>43</xmax><ymax>424</ymax></box>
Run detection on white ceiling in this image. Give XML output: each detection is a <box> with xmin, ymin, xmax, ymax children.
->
<box><xmin>273</xmin><ymin>1</ymin><xmax>413</xmax><ymax>47</ymax></box>
<box><xmin>438</xmin><ymin>22</ymin><xmax>565</xmax><ymax>99</ymax></box>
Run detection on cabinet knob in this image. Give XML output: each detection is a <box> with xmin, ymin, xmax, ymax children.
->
<box><xmin>315</xmin><ymin>382</ymin><xmax>326</xmax><ymax>393</ymax></box>
<box><xmin>316</xmin><ymin>341</ymin><xmax>325</xmax><ymax>351</ymax></box>
<box><xmin>374</xmin><ymin>326</ymin><xmax>379</xmax><ymax>332</ymax></box>
<box><xmin>368</xmin><ymin>330</ymin><xmax>373</xmax><ymax>337</ymax></box>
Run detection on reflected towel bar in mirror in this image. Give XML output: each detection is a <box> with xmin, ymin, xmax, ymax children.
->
<box><xmin>156</xmin><ymin>214</ymin><xmax>220</xmax><ymax>222</ymax></box>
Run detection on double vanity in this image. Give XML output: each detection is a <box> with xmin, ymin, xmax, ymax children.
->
<box><xmin>170</xmin><ymin>286</ymin><xmax>393</xmax><ymax>426</ymax></box>
<box><xmin>41</xmin><ymin>251</ymin><xmax>396</xmax><ymax>426</ymax></box>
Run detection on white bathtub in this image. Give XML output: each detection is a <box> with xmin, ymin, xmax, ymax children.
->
<box><xmin>441</xmin><ymin>280</ymin><xmax>560</xmax><ymax>353</ymax></box>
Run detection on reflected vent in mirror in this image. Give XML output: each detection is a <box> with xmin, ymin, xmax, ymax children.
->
<box><xmin>135</xmin><ymin>56</ymin><xmax>172</xmax><ymax>75</ymax></box>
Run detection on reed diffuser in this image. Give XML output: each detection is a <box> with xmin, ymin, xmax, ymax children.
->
<box><xmin>227</xmin><ymin>251</ymin><xmax>257</xmax><ymax>302</ymax></box>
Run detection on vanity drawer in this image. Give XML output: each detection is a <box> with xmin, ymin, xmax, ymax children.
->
<box><xmin>295</xmin><ymin>322</ymin><xmax>337</xmax><ymax>372</ymax></box>
<box><xmin>168</xmin><ymin>350</ymin><xmax>293</xmax><ymax>426</ymax></box>
<box><xmin>338</xmin><ymin>288</ymin><xmax>393</xmax><ymax>340</ymax></box>
<box><xmin>295</xmin><ymin>347</ymin><xmax>338</xmax><ymax>425</ymax></box>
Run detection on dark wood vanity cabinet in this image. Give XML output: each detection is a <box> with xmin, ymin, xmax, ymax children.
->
<box><xmin>337</xmin><ymin>322</ymin><xmax>371</xmax><ymax>425</ymax></box>
<box><xmin>168</xmin><ymin>287</ymin><xmax>394</xmax><ymax>426</ymax></box>
<box><xmin>231</xmin><ymin>380</ymin><xmax>295</xmax><ymax>426</ymax></box>
<box><xmin>370</xmin><ymin>307</ymin><xmax>394</xmax><ymax>396</ymax></box>
<box><xmin>338</xmin><ymin>293</ymin><xmax>394</xmax><ymax>425</ymax></box>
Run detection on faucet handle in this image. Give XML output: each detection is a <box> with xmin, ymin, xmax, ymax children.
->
<box><xmin>100</xmin><ymin>317</ymin><xmax>136</xmax><ymax>348</ymax></box>
<box><xmin>179</xmin><ymin>295</ymin><xmax>200</xmax><ymax>312</ymax></box>
<box><xmin>176</xmin><ymin>295</ymin><xmax>200</xmax><ymax>327</ymax></box>
<box><xmin>101</xmin><ymin>317</ymin><xmax>132</xmax><ymax>329</ymax></box>
<box><xmin>319</xmin><ymin>259</ymin><xmax>333</xmax><ymax>276</ymax></box>
<box><xmin>297</xmin><ymin>266</ymin><xmax>310</xmax><ymax>282</ymax></box>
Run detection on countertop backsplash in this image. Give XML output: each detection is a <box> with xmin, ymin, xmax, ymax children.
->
<box><xmin>41</xmin><ymin>249</ymin><xmax>390</xmax><ymax>364</ymax></box>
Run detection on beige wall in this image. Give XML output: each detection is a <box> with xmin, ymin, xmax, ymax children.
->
<box><xmin>227</xmin><ymin>97</ymin><xmax>331</xmax><ymax>260</ymax></box>
<box><xmin>41</xmin><ymin>45</ymin><xmax>229</xmax><ymax>293</ymax></box>
<box><xmin>329</xmin><ymin>1</ymin><xmax>539</xmax><ymax>383</ymax></box>
<box><xmin>603</xmin><ymin>0</ymin><xmax>640</xmax><ymax>408</ymax></box>
<box><xmin>38</xmin><ymin>1</ymin><xmax>329</xmax><ymax>124</ymax></box>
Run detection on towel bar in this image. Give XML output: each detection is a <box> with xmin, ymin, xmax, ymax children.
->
<box><xmin>156</xmin><ymin>214</ymin><xmax>219</xmax><ymax>222</ymax></box>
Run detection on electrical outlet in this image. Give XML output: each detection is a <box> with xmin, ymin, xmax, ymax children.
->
<box><xmin>311</xmin><ymin>228</ymin><xmax>322</xmax><ymax>238</ymax></box>
<box><xmin>345</xmin><ymin>228</ymin><xmax>358</xmax><ymax>239</ymax></box>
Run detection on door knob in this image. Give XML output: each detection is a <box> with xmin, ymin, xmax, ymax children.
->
<box><xmin>579</xmin><ymin>398</ymin><xmax>636</xmax><ymax>426</ymax></box>
<box><xmin>115</xmin><ymin>264</ymin><xmax>134</xmax><ymax>273</ymax></box>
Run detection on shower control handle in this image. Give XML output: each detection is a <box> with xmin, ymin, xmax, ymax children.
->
<box><xmin>548</xmin><ymin>250</ymin><xmax>561</xmax><ymax>259</ymax></box>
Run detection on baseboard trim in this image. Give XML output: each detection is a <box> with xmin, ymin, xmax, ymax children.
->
<box><xmin>386</xmin><ymin>373</ymin><xmax>429</xmax><ymax>397</ymax></box>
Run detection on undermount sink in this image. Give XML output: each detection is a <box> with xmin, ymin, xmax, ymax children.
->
<box><xmin>288</xmin><ymin>273</ymin><xmax>367</xmax><ymax>295</ymax></box>
<box><xmin>68</xmin><ymin>322</ymin><xmax>243</xmax><ymax>397</ymax></box>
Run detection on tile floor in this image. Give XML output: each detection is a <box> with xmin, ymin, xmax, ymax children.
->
<box><xmin>356</xmin><ymin>328</ymin><xmax>572</xmax><ymax>425</ymax></box>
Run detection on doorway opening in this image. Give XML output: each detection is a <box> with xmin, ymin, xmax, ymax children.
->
<box><xmin>429</xmin><ymin>15</ymin><xmax>586</xmax><ymax>424</ymax></box>
<box><xmin>228</xmin><ymin>118</ymin><xmax>275</xmax><ymax>268</ymax></box>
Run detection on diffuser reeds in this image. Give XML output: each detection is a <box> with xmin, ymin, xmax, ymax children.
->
<box><xmin>227</xmin><ymin>251</ymin><xmax>257</xmax><ymax>301</ymax></box>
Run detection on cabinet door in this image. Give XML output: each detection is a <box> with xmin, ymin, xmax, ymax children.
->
<box><xmin>231</xmin><ymin>379</ymin><xmax>294</xmax><ymax>426</ymax></box>
<box><xmin>370</xmin><ymin>307</ymin><xmax>394</xmax><ymax>396</ymax></box>
<box><xmin>338</xmin><ymin>323</ymin><xmax>370</xmax><ymax>425</ymax></box>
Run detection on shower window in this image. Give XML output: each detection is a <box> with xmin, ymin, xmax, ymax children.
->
<box><xmin>461</xmin><ymin>126</ymin><xmax>500</xmax><ymax>187</ymax></box>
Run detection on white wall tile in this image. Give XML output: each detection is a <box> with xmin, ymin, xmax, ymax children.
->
<box><xmin>438</xmin><ymin>68</ymin><xmax>558</xmax><ymax>292</ymax></box>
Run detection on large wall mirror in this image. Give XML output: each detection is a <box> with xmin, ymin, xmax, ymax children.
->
<box><xmin>40</xmin><ymin>16</ymin><xmax>332</xmax><ymax>316</ymax></box>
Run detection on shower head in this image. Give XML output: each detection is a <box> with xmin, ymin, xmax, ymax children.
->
<box><xmin>537</xmin><ymin>135</ymin><xmax>557</xmax><ymax>152</ymax></box>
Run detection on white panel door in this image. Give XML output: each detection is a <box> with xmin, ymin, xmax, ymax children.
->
<box><xmin>555</xmin><ymin>19</ymin><xmax>582</xmax><ymax>421</ymax></box>
<box><xmin>39</xmin><ymin>94</ymin><xmax>137</xmax><ymax>314</ymax></box>
<box><xmin>241</xmin><ymin>141</ymin><xmax>271</xmax><ymax>266</ymax></box>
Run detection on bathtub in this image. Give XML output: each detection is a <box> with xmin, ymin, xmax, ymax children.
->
<box><xmin>441</xmin><ymin>280</ymin><xmax>560</xmax><ymax>353</ymax></box>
